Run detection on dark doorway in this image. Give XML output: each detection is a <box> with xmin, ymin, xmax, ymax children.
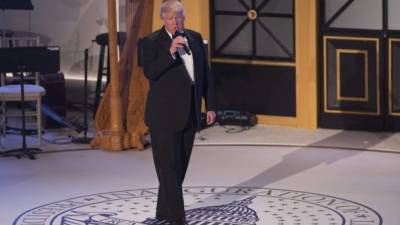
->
<box><xmin>319</xmin><ymin>0</ymin><xmax>400</xmax><ymax>131</ymax></box>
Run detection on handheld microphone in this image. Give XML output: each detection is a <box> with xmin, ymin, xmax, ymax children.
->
<box><xmin>174</xmin><ymin>30</ymin><xmax>191</xmax><ymax>55</ymax></box>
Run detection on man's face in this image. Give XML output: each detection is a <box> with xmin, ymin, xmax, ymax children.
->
<box><xmin>163</xmin><ymin>11</ymin><xmax>185</xmax><ymax>34</ymax></box>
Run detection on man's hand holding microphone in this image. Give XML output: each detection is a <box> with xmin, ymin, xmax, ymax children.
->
<box><xmin>170</xmin><ymin>31</ymin><xmax>191</xmax><ymax>55</ymax></box>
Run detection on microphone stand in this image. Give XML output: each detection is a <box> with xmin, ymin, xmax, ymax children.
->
<box><xmin>72</xmin><ymin>48</ymin><xmax>92</xmax><ymax>144</ymax></box>
<box><xmin>2</xmin><ymin>66</ymin><xmax>42</xmax><ymax>159</ymax></box>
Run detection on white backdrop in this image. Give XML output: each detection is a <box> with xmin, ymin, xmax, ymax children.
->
<box><xmin>2</xmin><ymin>0</ymin><xmax>126</xmax><ymax>103</ymax></box>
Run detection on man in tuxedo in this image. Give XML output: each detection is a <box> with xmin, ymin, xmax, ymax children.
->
<box><xmin>140</xmin><ymin>1</ymin><xmax>216</xmax><ymax>224</ymax></box>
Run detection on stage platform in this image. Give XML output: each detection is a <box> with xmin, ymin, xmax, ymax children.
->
<box><xmin>1</xmin><ymin>120</ymin><xmax>399</xmax><ymax>225</ymax></box>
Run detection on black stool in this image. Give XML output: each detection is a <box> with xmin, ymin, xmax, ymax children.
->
<box><xmin>93</xmin><ymin>32</ymin><xmax>126</xmax><ymax>118</ymax></box>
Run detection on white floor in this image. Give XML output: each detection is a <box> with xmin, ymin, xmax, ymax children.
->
<box><xmin>0</xmin><ymin>125</ymin><xmax>399</xmax><ymax>225</ymax></box>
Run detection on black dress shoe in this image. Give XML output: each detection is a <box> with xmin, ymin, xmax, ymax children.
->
<box><xmin>172</xmin><ymin>219</ymin><xmax>188</xmax><ymax>225</ymax></box>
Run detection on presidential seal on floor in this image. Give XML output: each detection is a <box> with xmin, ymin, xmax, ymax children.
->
<box><xmin>13</xmin><ymin>186</ymin><xmax>382</xmax><ymax>225</ymax></box>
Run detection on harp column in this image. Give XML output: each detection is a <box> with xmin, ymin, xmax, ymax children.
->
<box><xmin>107</xmin><ymin>0</ymin><xmax>124</xmax><ymax>150</ymax></box>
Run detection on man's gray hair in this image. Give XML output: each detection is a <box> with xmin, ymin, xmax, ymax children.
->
<box><xmin>160</xmin><ymin>0</ymin><xmax>185</xmax><ymax>19</ymax></box>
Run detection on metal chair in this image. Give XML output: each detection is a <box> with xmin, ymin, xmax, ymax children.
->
<box><xmin>0</xmin><ymin>36</ymin><xmax>45</xmax><ymax>145</ymax></box>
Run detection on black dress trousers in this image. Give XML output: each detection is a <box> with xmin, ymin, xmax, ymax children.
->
<box><xmin>149</xmin><ymin>86</ymin><xmax>197</xmax><ymax>222</ymax></box>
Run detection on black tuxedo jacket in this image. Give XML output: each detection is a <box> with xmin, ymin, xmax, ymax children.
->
<box><xmin>141</xmin><ymin>28</ymin><xmax>216</xmax><ymax>131</ymax></box>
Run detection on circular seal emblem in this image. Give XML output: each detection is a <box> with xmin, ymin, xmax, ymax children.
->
<box><xmin>13</xmin><ymin>186</ymin><xmax>382</xmax><ymax>225</ymax></box>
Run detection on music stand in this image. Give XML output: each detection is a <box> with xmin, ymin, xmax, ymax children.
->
<box><xmin>72</xmin><ymin>48</ymin><xmax>93</xmax><ymax>144</ymax></box>
<box><xmin>0</xmin><ymin>46</ymin><xmax>60</xmax><ymax>159</ymax></box>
